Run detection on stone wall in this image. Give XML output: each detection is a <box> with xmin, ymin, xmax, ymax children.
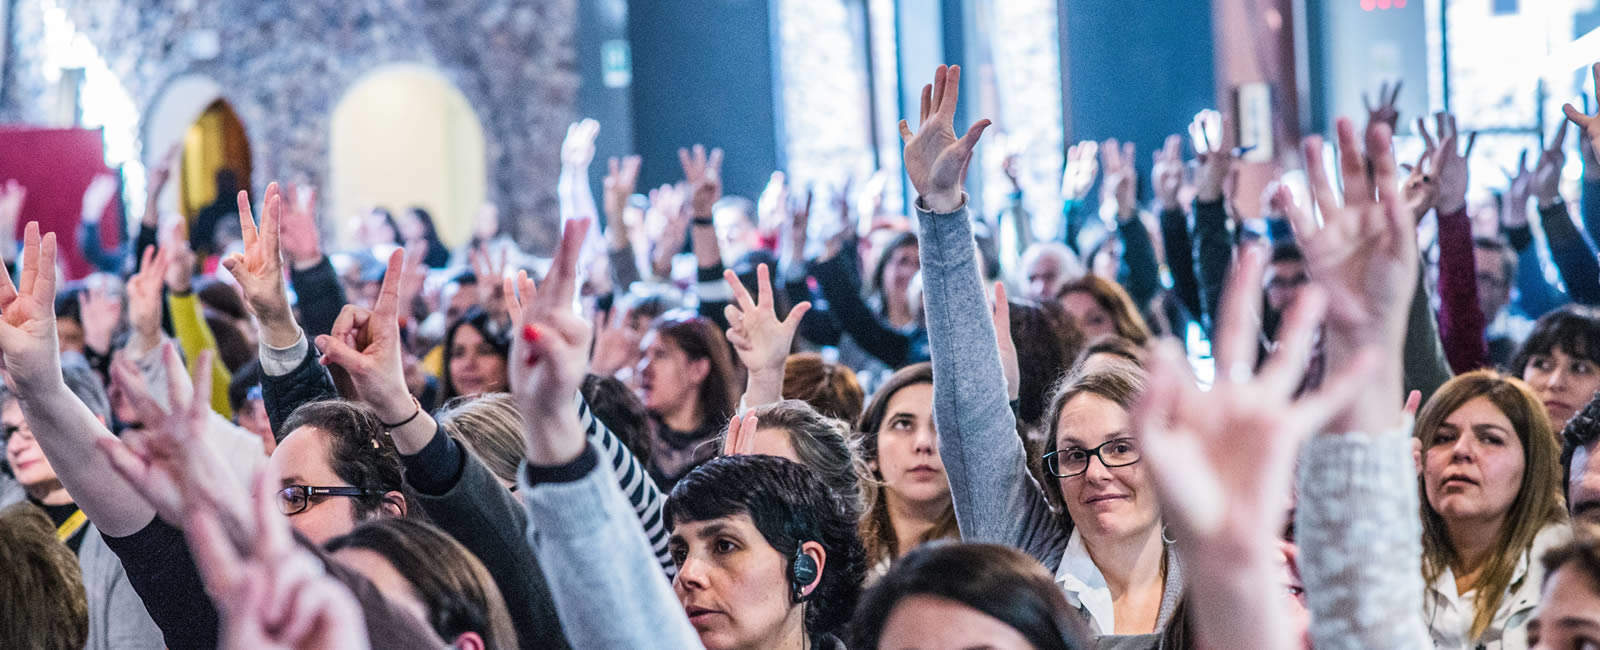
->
<box><xmin>2</xmin><ymin>0</ymin><xmax>579</xmax><ymax>253</ymax></box>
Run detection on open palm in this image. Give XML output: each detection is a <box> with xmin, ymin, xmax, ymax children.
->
<box><xmin>899</xmin><ymin>64</ymin><xmax>991</xmax><ymax>213</ymax></box>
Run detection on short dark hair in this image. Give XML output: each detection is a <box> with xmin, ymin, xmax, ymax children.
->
<box><xmin>852</xmin><ymin>542</ymin><xmax>1088</xmax><ymax>650</ymax></box>
<box><xmin>325</xmin><ymin>518</ymin><xmax>517</xmax><ymax>648</ymax></box>
<box><xmin>281</xmin><ymin>401</ymin><xmax>417</xmax><ymax>522</ymax></box>
<box><xmin>667</xmin><ymin>455</ymin><xmax>867</xmax><ymax>642</ymax></box>
<box><xmin>1563</xmin><ymin>392</ymin><xmax>1600</xmax><ymax>502</ymax></box>
<box><xmin>1511</xmin><ymin>305</ymin><xmax>1600</xmax><ymax>378</ymax></box>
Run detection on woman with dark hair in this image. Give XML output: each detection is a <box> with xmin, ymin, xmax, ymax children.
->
<box><xmin>442</xmin><ymin>306</ymin><xmax>511</xmax><ymax>402</ymax></box>
<box><xmin>1414</xmin><ymin>370</ymin><xmax>1568</xmax><ymax>648</ymax></box>
<box><xmin>1056</xmin><ymin>276</ymin><xmax>1152</xmax><ymax>346</ymax></box>
<box><xmin>634</xmin><ymin>312</ymin><xmax>739</xmax><ymax>489</ymax></box>
<box><xmin>359</xmin><ymin>207</ymin><xmax>402</xmax><ymax>250</ymax></box>
<box><xmin>852</xmin><ymin>542</ymin><xmax>1089</xmax><ymax>650</ymax></box>
<box><xmin>1510</xmin><ymin>304</ymin><xmax>1600</xmax><ymax>430</ymax></box>
<box><xmin>327</xmin><ymin>517</ymin><xmax>519</xmax><ymax>650</ymax></box>
<box><xmin>854</xmin><ymin>362</ymin><xmax>958</xmax><ymax>574</ymax></box>
<box><xmin>399</xmin><ymin>206</ymin><xmax>451</xmax><ymax>268</ymax></box>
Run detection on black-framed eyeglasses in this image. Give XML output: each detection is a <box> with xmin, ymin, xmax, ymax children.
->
<box><xmin>1043</xmin><ymin>438</ymin><xmax>1141</xmax><ymax>478</ymax></box>
<box><xmin>277</xmin><ymin>485</ymin><xmax>382</xmax><ymax>516</ymax></box>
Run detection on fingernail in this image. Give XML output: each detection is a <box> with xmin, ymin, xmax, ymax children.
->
<box><xmin>522</xmin><ymin>324</ymin><xmax>541</xmax><ymax>343</ymax></box>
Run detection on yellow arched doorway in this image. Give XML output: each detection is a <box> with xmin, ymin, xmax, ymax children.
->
<box><xmin>179</xmin><ymin>99</ymin><xmax>252</xmax><ymax>223</ymax></box>
<box><xmin>329</xmin><ymin>65</ymin><xmax>487</xmax><ymax>249</ymax></box>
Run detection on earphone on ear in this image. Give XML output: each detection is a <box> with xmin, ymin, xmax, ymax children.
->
<box><xmin>790</xmin><ymin>547</ymin><xmax>819</xmax><ymax>602</ymax></box>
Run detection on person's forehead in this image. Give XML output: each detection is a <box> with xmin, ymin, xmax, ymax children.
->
<box><xmin>672</xmin><ymin>511</ymin><xmax>763</xmax><ymax>542</ymax></box>
<box><xmin>271</xmin><ymin>426</ymin><xmax>343</xmax><ymax>483</ymax></box>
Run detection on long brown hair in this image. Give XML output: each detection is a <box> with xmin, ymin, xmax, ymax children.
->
<box><xmin>1055</xmin><ymin>276</ymin><xmax>1152</xmax><ymax>346</ymax></box>
<box><xmin>1415</xmin><ymin>370</ymin><xmax>1567</xmax><ymax>641</ymax></box>
<box><xmin>853</xmin><ymin>363</ymin><xmax>957</xmax><ymax>566</ymax></box>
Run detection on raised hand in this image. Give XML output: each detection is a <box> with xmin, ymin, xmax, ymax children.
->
<box><xmin>220</xmin><ymin>184</ymin><xmax>298</xmax><ymax>348</ymax></box>
<box><xmin>589</xmin><ymin>304</ymin><xmax>642</xmax><ymax>377</ymax></box>
<box><xmin>1416</xmin><ymin>112</ymin><xmax>1475</xmax><ymax>215</ymax></box>
<box><xmin>394</xmin><ymin>241</ymin><xmax>428</xmax><ymax>328</ymax></box>
<box><xmin>758</xmin><ymin>171</ymin><xmax>790</xmax><ymax>233</ymax></box>
<box><xmin>1532</xmin><ymin>120</ymin><xmax>1569</xmax><ymax>209</ymax></box>
<box><xmin>1100</xmin><ymin>138</ymin><xmax>1138</xmax><ymax>222</ymax></box>
<box><xmin>899</xmin><ymin>64</ymin><xmax>992</xmax><ymax>213</ymax></box>
<box><xmin>1502</xmin><ymin>149</ymin><xmax>1533</xmax><ymax>230</ymax></box>
<box><xmin>679</xmin><ymin>144</ymin><xmax>724</xmax><ymax>218</ymax></box>
<box><xmin>1191</xmin><ymin>109</ymin><xmax>1234</xmax><ymax>204</ymax></box>
<box><xmin>724</xmin><ymin>263</ymin><xmax>811</xmax><ymax>407</ymax></box>
<box><xmin>1134</xmin><ymin>244</ymin><xmax>1374</xmax><ymax>650</ymax></box>
<box><xmin>125</xmin><ymin>245</ymin><xmax>169</xmax><ymax>353</ymax></box>
<box><xmin>1400</xmin><ymin>150</ymin><xmax>1439</xmax><ymax>225</ymax></box>
<box><xmin>78</xmin><ymin>276</ymin><xmax>124</xmax><ymax>355</ymax></box>
<box><xmin>563</xmin><ymin>118</ymin><xmax>601</xmax><ymax>170</ymax></box>
<box><xmin>721</xmin><ymin>410</ymin><xmax>759</xmax><ymax>456</ymax></box>
<box><xmin>1061</xmin><ymin>141</ymin><xmax>1100</xmax><ymax>202</ymax></box>
<box><xmin>187</xmin><ymin>469</ymin><xmax>369</xmax><ymax>650</ymax></box>
<box><xmin>506</xmin><ymin>218</ymin><xmax>594</xmax><ymax>465</ymax></box>
<box><xmin>1152</xmin><ymin>135</ymin><xmax>1186</xmax><ymax>212</ymax></box>
<box><xmin>603</xmin><ymin>155</ymin><xmax>643</xmax><ymax>232</ymax></box>
<box><xmin>1285</xmin><ymin>118</ymin><xmax>1414</xmax><ymax>431</ymax></box>
<box><xmin>162</xmin><ymin>222</ymin><xmax>197</xmax><ymax>295</ymax></box>
<box><xmin>469</xmin><ymin>245</ymin><xmax>510</xmax><ymax>323</ymax></box>
<box><xmin>648</xmin><ymin>183</ymin><xmax>690</xmax><ymax>278</ymax></box>
<box><xmin>1563</xmin><ymin>62</ymin><xmax>1600</xmax><ymax>162</ymax></box>
<box><xmin>80</xmin><ymin>174</ymin><xmax>119</xmax><ymax>224</ymax></box>
<box><xmin>1363</xmin><ymin>80</ymin><xmax>1403</xmax><ymax>132</ymax></box>
<box><xmin>313</xmin><ymin>249</ymin><xmax>423</xmax><ymax>443</ymax></box>
<box><xmin>0</xmin><ymin>223</ymin><xmax>61</xmax><ymax>386</ymax></box>
<box><xmin>781</xmin><ymin>186</ymin><xmax>813</xmax><ymax>266</ymax></box>
<box><xmin>100</xmin><ymin>344</ymin><xmax>240</xmax><ymax>527</ymax></box>
<box><xmin>280</xmin><ymin>183</ymin><xmax>323</xmax><ymax>270</ymax></box>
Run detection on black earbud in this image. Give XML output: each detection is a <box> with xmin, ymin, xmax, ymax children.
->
<box><xmin>791</xmin><ymin>549</ymin><xmax>818</xmax><ymax>602</ymax></box>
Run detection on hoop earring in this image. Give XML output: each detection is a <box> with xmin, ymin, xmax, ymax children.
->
<box><xmin>1161</xmin><ymin>525</ymin><xmax>1176</xmax><ymax>545</ymax></box>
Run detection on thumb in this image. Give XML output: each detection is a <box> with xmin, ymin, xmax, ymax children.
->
<box><xmin>781</xmin><ymin>301</ymin><xmax>812</xmax><ymax>329</ymax></box>
<box><xmin>314</xmin><ymin>334</ymin><xmax>364</xmax><ymax>371</ymax></box>
<box><xmin>958</xmin><ymin>119</ymin><xmax>993</xmax><ymax>153</ymax></box>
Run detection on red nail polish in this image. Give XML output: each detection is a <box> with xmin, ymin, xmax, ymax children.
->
<box><xmin>522</xmin><ymin>324</ymin><xmax>541</xmax><ymax>343</ymax></box>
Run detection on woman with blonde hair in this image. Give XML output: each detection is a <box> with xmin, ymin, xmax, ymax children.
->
<box><xmin>1414</xmin><ymin>369</ymin><xmax>1568</xmax><ymax>648</ymax></box>
<box><xmin>1055</xmin><ymin>276</ymin><xmax>1152</xmax><ymax>346</ymax></box>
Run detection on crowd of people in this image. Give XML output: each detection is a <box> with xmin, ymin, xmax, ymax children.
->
<box><xmin>10</xmin><ymin>59</ymin><xmax>1600</xmax><ymax>649</ymax></box>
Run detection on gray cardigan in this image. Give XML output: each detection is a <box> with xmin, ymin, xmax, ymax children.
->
<box><xmin>0</xmin><ymin>490</ymin><xmax>164</xmax><ymax>650</ymax></box>
<box><xmin>519</xmin><ymin>443</ymin><xmax>703</xmax><ymax>649</ymax></box>
<box><xmin>915</xmin><ymin>199</ymin><xmax>1183</xmax><ymax>640</ymax></box>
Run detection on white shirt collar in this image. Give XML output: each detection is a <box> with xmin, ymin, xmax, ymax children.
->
<box><xmin>1055</xmin><ymin>529</ymin><xmax>1114</xmax><ymax>636</ymax></box>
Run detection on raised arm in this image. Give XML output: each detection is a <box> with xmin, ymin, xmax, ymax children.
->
<box><xmin>509</xmin><ymin>218</ymin><xmax>701</xmax><ymax>649</ymax></box>
<box><xmin>1281</xmin><ymin>116</ymin><xmax>1430</xmax><ymax>648</ymax></box>
<box><xmin>280</xmin><ymin>183</ymin><xmax>348</xmax><ymax>340</ymax></box>
<box><xmin>1191</xmin><ymin>110</ymin><xmax>1236</xmax><ymax>332</ymax></box>
<box><xmin>1153</xmin><ymin>134</ymin><xmax>1201</xmax><ymax>319</ymax></box>
<box><xmin>603</xmin><ymin>155</ymin><xmax>645</xmax><ymax>289</ymax></box>
<box><xmin>681</xmin><ymin>145</ymin><xmax>734</xmax><ymax>327</ymax></box>
<box><xmin>1419</xmin><ymin>112</ymin><xmax>1490</xmax><ymax>372</ymax></box>
<box><xmin>902</xmin><ymin>65</ymin><xmax>1067</xmax><ymax>564</ymax></box>
<box><xmin>1060</xmin><ymin>140</ymin><xmax>1099</xmax><ymax>254</ymax></box>
<box><xmin>1534</xmin><ymin>116</ymin><xmax>1600</xmax><ymax>305</ymax></box>
<box><xmin>0</xmin><ymin>224</ymin><xmax>158</xmax><ymax>537</ymax></box>
<box><xmin>1135</xmin><ymin>243</ymin><xmax>1372</xmax><ymax>650</ymax></box>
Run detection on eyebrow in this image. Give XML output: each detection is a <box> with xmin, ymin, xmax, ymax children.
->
<box><xmin>1557</xmin><ymin>616</ymin><xmax>1600</xmax><ymax>630</ymax></box>
<box><xmin>1060</xmin><ymin>432</ymin><xmax>1129</xmax><ymax>448</ymax></box>
<box><xmin>280</xmin><ymin>474</ymin><xmax>304</xmax><ymax>488</ymax></box>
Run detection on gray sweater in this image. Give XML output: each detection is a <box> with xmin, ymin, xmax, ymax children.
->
<box><xmin>519</xmin><ymin>444</ymin><xmax>703</xmax><ymax>649</ymax></box>
<box><xmin>915</xmin><ymin>199</ymin><xmax>1182</xmax><ymax>642</ymax></box>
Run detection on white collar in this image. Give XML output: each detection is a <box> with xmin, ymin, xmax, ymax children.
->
<box><xmin>1055</xmin><ymin>530</ymin><xmax>1115</xmax><ymax>636</ymax></box>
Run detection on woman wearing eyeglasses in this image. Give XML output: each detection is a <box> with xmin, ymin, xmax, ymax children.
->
<box><xmin>902</xmin><ymin>64</ymin><xmax>1177</xmax><ymax>643</ymax></box>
